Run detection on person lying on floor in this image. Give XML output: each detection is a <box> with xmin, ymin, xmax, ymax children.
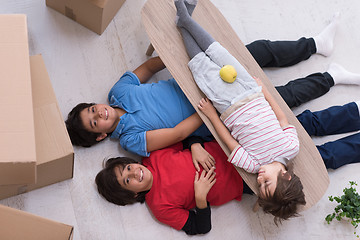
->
<box><xmin>95</xmin><ymin>99</ymin><xmax>360</xmax><ymax>235</ymax></box>
<box><xmin>95</xmin><ymin>0</ymin><xmax>360</xmax><ymax>234</ymax></box>
<box><xmin>65</xmin><ymin>0</ymin><xmax>354</xmax><ymax>169</ymax></box>
<box><xmin>175</xmin><ymin>0</ymin><xmax>305</xmax><ymax>220</ymax></box>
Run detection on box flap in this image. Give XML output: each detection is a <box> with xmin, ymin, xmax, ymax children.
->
<box><xmin>0</xmin><ymin>204</ymin><xmax>73</xmax><ymax>240</ymax></box>
<box><xmin>30</xmin><ymin>55</ymin><xmax>74</xmax><ymax>165</ymax></box>
<box><xmin>89</xmin><ymin>0</ymin><xmax>107</xmax><ymax>9</ymax></box>
<box><xmin>0</xmin><ymin>14</ymin><xmax>36</xmax><ymax>185</ymax></box>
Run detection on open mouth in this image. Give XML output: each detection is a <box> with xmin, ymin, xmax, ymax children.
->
<box><xmin>140</xmin><ymin>169</ymin><xmax>143</xmax><ymax>182</ymax></box>
<box><xmin>105</xmin><ymin>108</ymin><xmax>108</xmax><ymax>120</ymax></box>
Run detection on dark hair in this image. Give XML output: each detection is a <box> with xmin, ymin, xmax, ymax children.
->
<box><xmin>95</xmin><ymin>157</ymin><xmax>149</xmax><ymax>206</ymax></box>
<box><xmin>258</xmin><ymin>170</ymin><xmax>306</xmax><ymax>225</ymax></box>
<box><xmin>65</xmin><ymin>103</ymin><xmax>103</xmax><ymax>147</ymax></box>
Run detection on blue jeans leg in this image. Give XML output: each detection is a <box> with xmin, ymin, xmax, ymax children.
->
<box><xmin>317</xmin><ymin>133</ymin><xmax>360</xmax><ymax>169</ymax></box>
<box><xmin>297</xmin><ymin>102</ymin><xmax>360</xmax><ymax>136</ymax></box>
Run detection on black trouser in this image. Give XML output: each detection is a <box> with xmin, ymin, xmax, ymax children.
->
<box><xmin>246</xmin><ymin>37</ymin><xmax>335</xmax><ymax>108</ymax></box>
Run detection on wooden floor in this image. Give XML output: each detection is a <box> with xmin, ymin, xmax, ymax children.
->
<box><xmin>1</xmin><ymin>0</ymin><xmax>360</xmax><ymax>239</ymax></box>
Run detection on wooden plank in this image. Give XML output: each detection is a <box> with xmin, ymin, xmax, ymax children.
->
<box><xmin>141</xmin><ymin>0</ymin><xmax>329</xmax><ymax>210</ymax></box>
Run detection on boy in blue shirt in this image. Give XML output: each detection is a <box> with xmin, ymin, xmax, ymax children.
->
<box><xmin>66</xmin><ymin>6</ymin><xmax>359</xmax><ymax>164</ymax></box>
<box><xmin>69</xmin><ymin>56</ymin><xmax>211</xmax><ymax>158</ymax></box>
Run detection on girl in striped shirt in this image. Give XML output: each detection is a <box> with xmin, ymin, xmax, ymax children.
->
<box><xmin>175</xmin><ymin>0</ymin><xmax>305</xmax><ymax>222</ymax></box>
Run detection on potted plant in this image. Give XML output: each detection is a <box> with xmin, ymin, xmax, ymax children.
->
<box><xmin>325</xmin><ymin>181</ymin><xmax>360</xmax><ymax>238</ymax></box>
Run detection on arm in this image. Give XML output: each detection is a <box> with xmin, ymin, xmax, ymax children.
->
<box><xmin>146</xmin><ymin>113</ymin><xmax>203</xmax><ymax>153</ymax></box>
<box><xmin>183</xmin><ymin>136</ymin><xmax>215</xmax><ymax>172</ymax></box>
<box><xmin>182</xmin><ymin>204</ymin><xmax>211</xmax><ymax>235</ymax></box>
<box><xmin>198</xmin><ymin>98</ymin><xmax>239</xmax><ymax>152</ymax></box>
<box><xmin>254</xmin><ymin>77</ymin><xmax>289</xmax><ymax>127</ymax></box>
<box><xmin>198</xmin><ymin>99</ymin><xmax>259</xmax><ymax>173</ymax></box>
<box><xmin>133</xmin><ymin>56</ymin><xmax>166</xmax><ymax>83</ymax></box>
<box><xmin>182</xmin><ymin>167</ymin><xmax>216</xmax><ymax>235</ymax></box>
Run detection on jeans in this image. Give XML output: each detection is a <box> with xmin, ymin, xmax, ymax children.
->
<box><xmin>246</xmin><ymin>38</ymin><xmax>360</xmax><ymax>169</ymax></box>
<box><xmin>298</xmin><ymin>102</ymin><xmax>360</xmax><ymax>169</ymax></box>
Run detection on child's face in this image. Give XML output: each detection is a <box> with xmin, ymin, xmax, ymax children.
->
<box><xmin>114</xmin><ymin>164</ymin><xmax>153</xmax><ymax>193</ymax></box>
<box><xmin>257</xmin><ymin>162</ymin><xmax>287</xmax><ymax>198</ymax></box>
<box><xmin>80</xmin><ymin>104</ymin><xmax>119</xmax><ymax>136</ymax></box>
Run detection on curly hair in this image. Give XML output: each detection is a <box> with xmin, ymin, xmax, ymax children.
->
<box><xmin>95</xmin><ymin>157</ymin><xmax>149</xmax><ymax>206</ymax></box>
<box><xmin>258</xmin><ymin>170</ymin><xmax>306</xmax><ymax>225</ymax></box>
<box><xmin>65</xmin><ymin>103</ymin><xmax>104</xmax><ymax>147</ymax></box>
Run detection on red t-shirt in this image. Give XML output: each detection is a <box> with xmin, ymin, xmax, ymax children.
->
<box><xmin>144</xmin><ymin>140</ymin><xmax>243</xmax><ymax>230</ymax></box>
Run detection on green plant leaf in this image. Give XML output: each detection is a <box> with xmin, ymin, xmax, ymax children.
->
<box><xmin>325</xmin><ymin>181</ymin><xmax>360</xmax><ymax>236</ymax></box>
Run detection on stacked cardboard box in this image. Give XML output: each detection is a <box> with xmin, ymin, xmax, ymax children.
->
<box><xmin>0</xmin><ymin>14</ymin><xmax>74</xmax><ymax>238</ymax></box>
<box><xmin>0</xmin><ymin>15</ymin><xmax>37</xmax><ymax>185</ymax></box>
<box><xmin>46</xmin><ymin>0</ymin><xmax>126</xmax><ymax>35</ymax></box>
<box><xmin>0</xmin><ymin>13</ymin><xmax>74</xmax><ymax>201</ymax></box>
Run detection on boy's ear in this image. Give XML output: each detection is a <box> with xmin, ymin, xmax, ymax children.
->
<box><xmin>96</xmin><ymin>133</ymin><xmax>108</xmax><ymax>141</ymax></box>
<box><xmin>282</xmin><ymin>171</ymin><xmax>292</xmax><ymax>181</ymax></box>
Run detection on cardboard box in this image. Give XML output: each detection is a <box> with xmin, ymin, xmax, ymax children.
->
<box><xmin>0</xmin><ymin>204</ymin><xmax>73</xmax><ymax>240</ymax></box>
<box><xmin>0</xmin><ymin>55</ymin><xmax>74</xmax><ymax>200</ymax></box>
<box><xmin>0</xmin><ymin>15</ymin><xmax>36</xmax><ymax>185</ymax></box>
<box><xmin>46</xmin><ymin>0</ymin><xmax>126</xmax><ymax>34</ymax></box>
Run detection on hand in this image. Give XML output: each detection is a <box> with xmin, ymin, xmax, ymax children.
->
<box><xmin>198</xmin><ymin>98</ymin><xmax>217</xmax><ymax>119</ymax></box>
<box><xmin>191</xmin><ymin>143</ymin><xmax>215</xmax><ymax>172</ymax></box>
<box><xmin>194</xmin><ymin>167</ymin><xmax>216</xmax><ymax>209</ymax></box>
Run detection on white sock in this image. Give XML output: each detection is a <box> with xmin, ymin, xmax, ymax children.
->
<box><xmin>314</xmin><ymin>12</ymin><xmax>340</xmax><ymax>57</ymax></box>
<box><xmin>328</xmin><ymin>63</ymin><xmax>360</xmax><ymax>85</ymax></box>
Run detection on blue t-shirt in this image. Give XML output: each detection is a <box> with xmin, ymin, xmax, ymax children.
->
<box><xmin>108</xmin><ymin>71</ymin><xmax>211</xmax><ymax>157</ymax></box>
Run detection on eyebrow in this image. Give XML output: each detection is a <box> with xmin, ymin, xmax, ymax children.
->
<box><xmin>119</xmin><ymin>165</ymin><xmax>124</xmax><ymax>177</ymax></box>
<box><xmin>88</xmin><ymin>108</ymin><xmax>94</xmax><ymax>129</ymax></box>
<box><xmin>119</xmin><ymin>166</ymin><xmax>126</xmax><ymax>186</ymax></box>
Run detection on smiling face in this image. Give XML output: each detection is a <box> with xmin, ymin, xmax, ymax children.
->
<box><xmin>257</xmin><ymin>162</ymin><xmax>289</xmax><ymax>198</ymax></box>
<box><xmin>114</xmin><ymin>163</ymin><xmax>153</xmax><ymax>194</ymax></box>
<box><xmin>80</xmin><ymin>104</ymin><xmax>120</xmax><ymax>138</ymax></box>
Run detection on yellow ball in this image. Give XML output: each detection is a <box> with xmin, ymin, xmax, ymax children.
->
<box><xmin>219</xmin><ymin>65</ymin><xmax>237</xmax><ymax>83</ymax></box>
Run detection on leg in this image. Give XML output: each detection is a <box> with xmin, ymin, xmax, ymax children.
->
<box><xmin>174</xmin><ymin>0</ymin><xmax>197</xmax><ymax>24</ymax></box>
<box><xmin>246</xmin><ymin>38</ymin><xmax>316</xmax><ymax>68</ymax></box>
<box><xmin>184</xmin><ymin>0</ymin><xmax>198</xmax><ymax>16</ymax></box>
<box><xmin>276</xmin><ymin>63</ymin><xmax>360</xmax><ymax>108</ymax></box>
<box><xmin>275</xmin><ymin>72</ymin><xmax>334</xmax><ymax>108</ymax></box>
<box><xmin>180</xmin><ymin>28</ymin><xmax>203</xmax><ymax>59</ymax></box>
<box><xmin>246</xmin><ymin>13</ymin><xmax>339</xmax><ymax>68</ymax></box>
<box><xmin>297</xmin><ymin>102</ymin><xmax>360</xmax><ymax>136</ymax></box>
<box><xmin>176</xmin><ymin>0</ymin><xmax>252</xmax><ymax>75</ymax></box>
<box><xmin>318</xmin><ymin>133</ymin><xmax>360</xmax><ymax>169</ymax></box>
<box><xmin>175</xmin><ymin>0</ymin><xmax>214</xmax><ymax>52</ymax></box>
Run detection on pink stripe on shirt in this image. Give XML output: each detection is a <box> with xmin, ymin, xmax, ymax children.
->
<box><xmin>225</xmin><ymin>97</ymin><xmax>299</xmax><ymax>173</ymax></box>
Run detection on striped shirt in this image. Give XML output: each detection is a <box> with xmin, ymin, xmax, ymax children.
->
<box><xmin>224</xmin><ymin>96</ymin><xmax>299</xmax><ymax>173</ymax></box>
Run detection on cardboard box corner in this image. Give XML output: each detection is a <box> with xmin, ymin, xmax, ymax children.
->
<box><xmin>0</xmin><ymin>204</ymin><xmax>73</xmax><ymax>240</ymax></box>
<box><xmin>46</xmin><ymin>0</ymin><xmax>126</xmax><ymax>34</ymax></box>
